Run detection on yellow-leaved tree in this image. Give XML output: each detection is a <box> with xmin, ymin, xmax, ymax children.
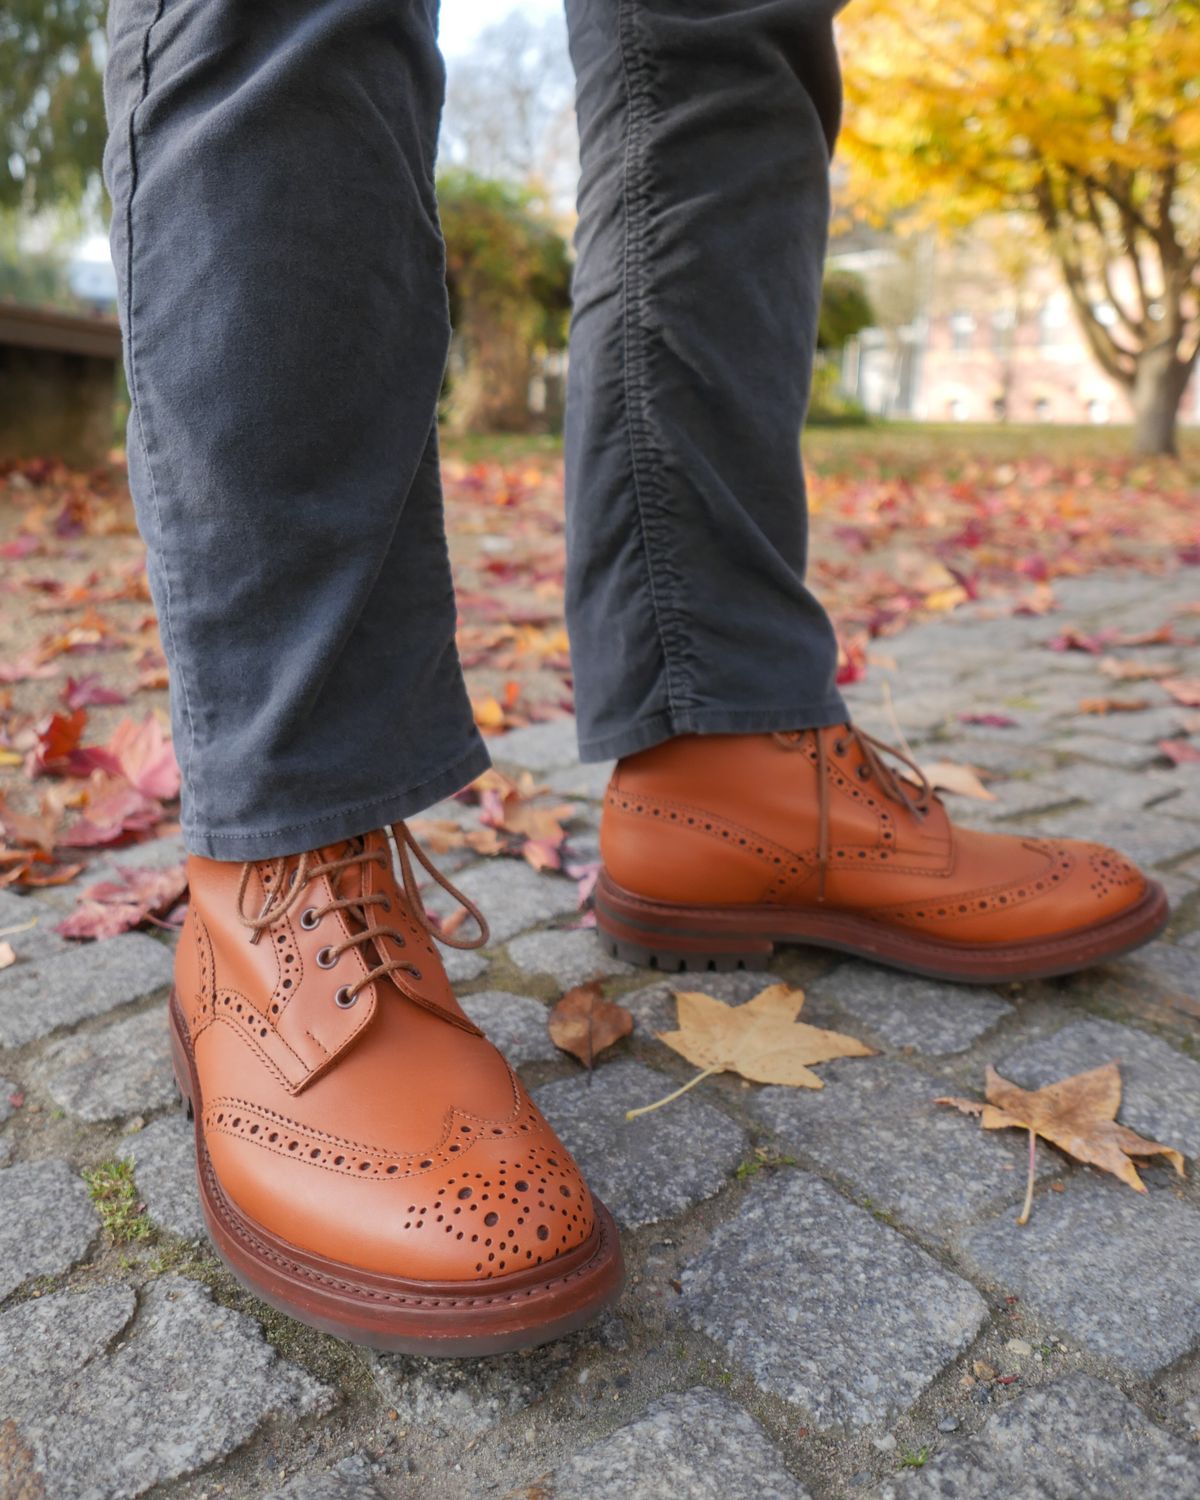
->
<box><xmin>837</xmin><ymin>0</ymin><xmax>1200</xmax><ymax>454</ymax></box>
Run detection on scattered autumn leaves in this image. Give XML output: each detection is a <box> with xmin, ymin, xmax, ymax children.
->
<box><xmin>541</xmin><ymin>975</ymin><xmax>1188</xmax><ymax>1227</ymax></box>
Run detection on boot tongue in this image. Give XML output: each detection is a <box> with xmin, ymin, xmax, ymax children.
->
<box><xmin>312</xmin><ymin>835</ymin><xmax>375</xmax><ymax>930</ymax></box>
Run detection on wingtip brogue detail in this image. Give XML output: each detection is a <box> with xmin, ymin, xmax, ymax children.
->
<box><xmin>596</xmin><ymin>728</ymin><xmax>1168</xmax><ymax>983</ymax></box>
<box><xmin>172</xmin><ymin>823</ymin><xmax>622</xmax><ymax>1352</ymax></box>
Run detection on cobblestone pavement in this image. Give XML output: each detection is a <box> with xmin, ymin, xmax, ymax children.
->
<box><xmin>1</xmin><ymin>569</ymin><xmax>1198</xmax><ymax>1499</ymax></box>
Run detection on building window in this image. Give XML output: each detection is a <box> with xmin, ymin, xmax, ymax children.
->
<box><xmin>991</xmin><ymin>308</ymin><xmax>1016</xmax><ymax>353</ymax></box>
<box><xmin>1033</xmin><ymin>397</ymin><xmax>1051</xmax><ymax>421</ymax></box>
<box><xmin>949</xmin><ymin>312</ymin><xmax>975</xmax><ymax>352</ymax></box>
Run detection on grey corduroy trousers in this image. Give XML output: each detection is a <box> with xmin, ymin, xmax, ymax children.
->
<box><xmin>102</xmin><ymin>0</ymin><xmax>848</xmax><ymax>860</ymax></box>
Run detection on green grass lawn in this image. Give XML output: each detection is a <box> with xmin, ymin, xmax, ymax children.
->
<box><xmin>442</xmin><ymin>420</ymin><xmax>1200</xmax><ymax>480</ymax></box>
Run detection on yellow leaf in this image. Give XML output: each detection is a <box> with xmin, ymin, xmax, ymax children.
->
<box><xmin>628</xmin><ymin>985</ymin><xmax>874</xmax><ymax>1118</ymax></box>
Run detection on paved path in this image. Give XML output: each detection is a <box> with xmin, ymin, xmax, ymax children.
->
<box><xmin>1</xmin><ymin>568</ymin><xmax>1198</xmax><ymax>1499</ymax></box>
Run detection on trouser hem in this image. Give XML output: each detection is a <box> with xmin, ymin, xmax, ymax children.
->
<box><xmin>181</xmin><ymin>736</ymin><xmax>492</xmax><ymax>861</ymax></box>
<box><xmin>577</xmin><ymin>696</ymin><xmax>849</xmax><ymax>763</ymax></box>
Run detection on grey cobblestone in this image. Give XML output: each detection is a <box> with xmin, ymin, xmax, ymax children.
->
<box><xmin>459</xmin><ymin>989</ymin><xmax>560</xmax><ymax>1067</ymax></box>
<box><xmin>955</xmin><ymin>1177</ymin><xmax>1200</xmax><ymax>1375</ymax></box>
<box><xmin>541</xmin><ymin>1387</ymin><xmax>812</xmax><ymax>1499</ymax></box>
<box><xmin>808</xmin><ymin>963</ymin><xmax>1013</xmax><ymax>1054</ymax></box>
<box><xmin>118</xmin><ymin>1113</ymin><xmax>205</xmax><ymax>1240</ymax></box>
<box><xmin>1112</xmin><ymin>940</ymin><xmax>1200</xmax><ymax>1003</ymax></box>
<box><xmin>998</xmin><ymin>1016</ymin><xmax>1200</xmax><ymax>1158</ymax></box>
<box><xmin>491</xmin><ymin>718</ymin><xmax>580</xmax><ymax>771</ymax></box>
<box><xmin>0</xmin><ymin>930</ymin><xmax>173</xmax><ymax>1047</ymax></box>
<box><xmin>535</xmin><ymin>1059</ymin><xmax>748</xmax><ymax>1227</ymax></box>
<box><xmin>1031</xmin><ymin>806</ymin><xmax>1200</xmax><ymax>866</ymax></box>
<box><xmin>0</xmin><ymin>1277</ymin><xmax>330</xmax><ymax>1499</ymax></box>
<box><xmin>751</xmin><ymin>1057</ymin><xmax>1051</xmax><ymax>1238</ymax></box>
<box><xmin>878</xmin><ymin>1373</ymin><xmax>1200</xmax><ymax>1499</ymax></box>
<box><xmin>34</xmin><ymin>1006</ymin><xmax>176</xmax><ymax>1122</ymax></box>
<box><xmin>0</xmin><ymin>1158</ymin><xmax>98</xmax><ymax>1297</ymax></box>
<box><xmin>507</xmin><ymin>926</ymin><xmax>635</xmax><ymax>988</ymax></box>
<box><xmin>427</xmin><ymin>859</ymin><xmax>581</xmax><ymax>945</ymax></box>
<box><xmin>682</xmin><ymin>1172</ymin><xmax>987</xmax><ymax>1428</ymax></box>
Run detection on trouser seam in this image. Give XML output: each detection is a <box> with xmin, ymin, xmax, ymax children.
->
<box><xmin>616</xmin><ymin>0</ymin><xmax>691</xmax><ymax>719</ymax></box>
<box><xmin>123</xmin><ymin>0</ymin><xmax>200</xmax><ymax>822</ymax></box>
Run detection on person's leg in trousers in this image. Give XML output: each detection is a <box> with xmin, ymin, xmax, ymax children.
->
<box><xmin>102</xmin><ymin>0</ymin><xmax>622</xmax><ymax>1355</ymax></box>
<box><xmin>565</xmin><ymin>0</ymin><xmax>1168</xmax><ymax>983</ymax></box>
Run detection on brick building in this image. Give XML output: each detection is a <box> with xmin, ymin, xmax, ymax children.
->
<box><xmin>836</xmin><ymin>229</ymin><xmax>1200</xmax><ymax>429</ymax></box>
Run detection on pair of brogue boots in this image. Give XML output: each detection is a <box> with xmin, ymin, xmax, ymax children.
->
<box><xmin>173</xmin><ymin>727</ymin><xmax>1166</xmax><ymax>1353</ymax></box>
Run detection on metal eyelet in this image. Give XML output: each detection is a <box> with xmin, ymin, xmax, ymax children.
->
<box><xmin>379</xmin><ymin>896</ymin><xmax>392</xmax><ymax>912</ymax></box>
<box><xmin>833</xmin><ymin>738</ymin><xmax>848</xmax><ymax>756</ymax></box>
<box><xmin>406</xmin><ymin>965</ymin><xmax>422</xmax><ymax>981</ymax></box>
<box><xmin>299</xmin><ymin>907</ymin><xmax>320</xmax><ymax>930</ymax></box>
<box><xmin>857</xmin><ymin>764</ymin><xmax>870</xmax><ymax>781</ymax></box>
<box><xmin>334</xmin><ymin>986</ymin><xmax>357</xmax><ymax>1008</ymax></box>
<box><xmin>316</xmin><ymin>946</ymin><xmax>337</xmax><ymax>969</ymax></box>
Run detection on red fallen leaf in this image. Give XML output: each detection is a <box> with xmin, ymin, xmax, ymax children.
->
<box><xmin>63</xmin><ymin>675</ymin><xmax>128</xmax><ymax>710</ymax></box>
<box><xmin>1159</xmin><ymin>739</ymin><xmax>1200</xmax><ymax>766</ymax></box>
<box><xmin>7</xmin><ymin>1090</ymin><xmax>24</xmax><ymax>1108</ymax></box>
<box><xmin>1163</xmin><ymin>678</ymin><xmax>1200</xmax><ymax>708</ymax></box>
<box><xmin>58</xmin><ymin>774</ymin><xmax>163</xmax><ymax>847</ymax></box>
<box><xmin>1046</xmin><ymin>628</ymin><xmax>1115</xmax><ymax>654</ymax></box>
<box><xmin>0</xmin><ymin>535</ymin><xmax>42</xmax><ymax>560</ymax></box>
<box><xmin>56</xmin><ymin>863</ymin><xmax>189</xmax><ymax>941</ymax></box>
<box><xmin>27</xmin><ymin>708</ymin><xmax>88</xmax><ymax>775</ymax></box>
<box><xmin>959</xmin><ymin>712</ymin><xmax>1017</xmax><ymax>728</ymax></box>
<box><xmin>103</xmin><ymin>715</ymin><xmax>181</xmax><ymax>800</ymax></box>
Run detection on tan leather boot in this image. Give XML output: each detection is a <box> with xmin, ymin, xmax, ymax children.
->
<box><xmin>171</xmin><ymin>826</ymin><xmax>622</xmax><ymax>1354</ymax></box>
<box><xmin>595</xmin><ymin>727</ymin><xmax>1168</xmax><ymax>983</ymax></box>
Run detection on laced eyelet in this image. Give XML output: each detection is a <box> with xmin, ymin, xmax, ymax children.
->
<box><xmin>299</xmin><ymin>907</ymin><xmax>320</xmax><ymax>930</ymax></box>
<box><xmin>857</xmin><ymin>764</ymin><xmax>871</xmax><ymax>781</ymax></box>
<box><xmin>406</xmin><ymin>965</ymin><xmax>422</xmax><ymax>981</ymax></box>
<box><xmin>833</xmin><ymin>738</ymin><xmax>848</xmax><ymax>756</ymax></box>
<box><xmin>316</xmin><ymin>946</ymin><xmax>337</xmax><ymax>969</ymax></box>
<box><xmin>334</xmin><ymin>985</ymin><xmax>357</xmax><ymax>1008</ymax></box>
<box><xmin>379</xmin><ymin>896</ymin><xmax>391</xmax><ymax>912</ymax></box>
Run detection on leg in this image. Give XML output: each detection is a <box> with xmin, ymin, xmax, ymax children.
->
<box><xmin>104</xmin><ymin>0</ymin><xmax>622</xmax><ymax>1353</ymax></box>
<box><xmin>566</xmin><ymin>2</ymin><xmax>1168</xmax><ymax>980</ymax></box>
<box><xmin>104</xmin><ymin>0</ymin><xmax>488</xmax><ymax>861</ymax></box>
<box><xmin>564</xmin><ymin>0</ymin><xmax>847</xmax><ymax>762</ymax></box>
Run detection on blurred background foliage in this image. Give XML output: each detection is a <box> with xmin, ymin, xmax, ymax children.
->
<box><xmin>3</xmin><ymin>2</ymin><xmax>1197</xmax><ymax>448</ymax></box>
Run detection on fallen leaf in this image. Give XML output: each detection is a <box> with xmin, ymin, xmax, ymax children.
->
<box><xmin>1098</xmin><ymin>657</ymin><xmax>1175</xmax><ymax>683</ymax></box>
<box><xmin>547</xmin><ymin>981</ymin><xmax>632</xmax><ymax>1069</ymax></box>
<box><xmin>1159</xmin><ymin>739</ymin><xmax>1200</xmax><ymax>766</ymax></box>
<box><xmin>1163</xmin><ymin>678</ymin><xmax>1200</xmax><ymax>708</ymax></box>
<box><xmin>918</xmin><ymin>760</ymin><xmax>995</xmax><ymax>801</ymax></box>
<box><xmin>959</xmin><ymin>712</ymin><xmax>1017</xmax><ymax>728</ymax></box>
<box><xmin>58</xmin><ymin>773</ymin><xmax>163</xmax><ymax>847</ymax></box>
<box><xmin>938</xmin><ymin>1062</ymin><xmax>1184</xmax><ymax>1223</ymax></box>
<box><xmin>103</xmin><ymin>715</ymin><xmax>180</xmax><ymax>799</ymax></box>
<box><xmin>56</xmin><ymin>864</ymin><xmax>188</xmax><ymax>940</ymax></box>
<box><xmin>1077</xmin><ymin>696</ymin><xmax>1151</xmax><ymax>715</ymax></box>
<box><xmin>62</xmin><ymin>674</ymin><xmax>128</xmax><ymax>710</ymax></box>
<box><xmin>0</xmin><ymin>941</ymin><xmax>14</xmax><ymax>969</ymax></box>
<box><xmin>628</xmin><ymin>984</ymin><xmax>874</xmax><ymax>1119</ymax></box>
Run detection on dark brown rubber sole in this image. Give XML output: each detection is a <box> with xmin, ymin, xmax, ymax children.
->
<box><xmin>168</xmin><ymin>991</ymin><xmax>624</xmax><ymax>1355</ymax></box>
<box><xmin>594</xmin><ymin>871</ymin><xmax>1170</xmax><ymax>985</ymax></box>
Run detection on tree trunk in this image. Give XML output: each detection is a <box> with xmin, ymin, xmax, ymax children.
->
<box><xmin>1131</xmin><ymin>342</ymin><xmax>1191</xmax><ymax>457</ymax></box>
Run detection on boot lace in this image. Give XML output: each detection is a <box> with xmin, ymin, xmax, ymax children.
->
<box><xmin>775</xmin><ymin>725</ymin><xmax>935</xmax><ymax>901</ymax></box>
<box><xmin>234</xmin><ymin>822</ymin><xmax>489</xmax><ymax>1005</ymax></box>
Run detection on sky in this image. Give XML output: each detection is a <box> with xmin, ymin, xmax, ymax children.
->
<box><xmin>438</xmin><ymin>0</ymin><xmax>563</xmax><ymax>57</ymax></box>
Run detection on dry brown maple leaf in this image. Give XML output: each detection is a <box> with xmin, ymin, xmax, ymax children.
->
<box><xmin>938</xmin><ymin>1062</ymin><xmax>1184</xmax><ymax>1224</ymax></box>
<box><xmin>628</xmin><ymin>983</ymin><xmax>874</xmax><ymax>1119</ymax></box>
<box><xmin>547</xmin><ymin>981</ymin><xmax>632</xmax><ymax>1069</ymax></box>
<box><xmin>913</xmin><ymin>760</ymin><xmax>995</xmax><ymax>801</ymax></box>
